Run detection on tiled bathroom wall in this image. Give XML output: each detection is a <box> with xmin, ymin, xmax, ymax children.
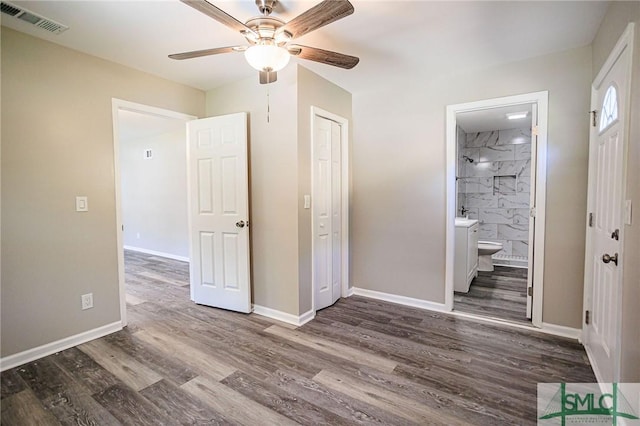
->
<box><xmin>456</xmin><ymin>126</ymin><xmax>532</xmax><ymax>259</ymax></box>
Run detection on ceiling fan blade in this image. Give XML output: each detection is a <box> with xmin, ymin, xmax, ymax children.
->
<box><xmin>259</xmin><ymin>71</ymin><xmax>278</xmax><ymax>84</ymax></box>
<box><xmin>180</xmin><ymin>0</ymin><xmax>255</xmax><ymax>35</ymax></box>
<box><xmin>169</xmin><ymin>46</ymin><xmax>245</xmax><ymax>60</ymax></box>
<box><xmin>288</xmin><ymin>44</ymin><xmax>359</xmax><ymax>69</ymax></box>
<box><xmin>281</xmin><ymin>0</ymin><xmax>354</xmax><ymax>39</ymax></box>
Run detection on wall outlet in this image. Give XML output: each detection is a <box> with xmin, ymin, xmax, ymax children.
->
<box><xmin>81</xmin><ymin>293</ymin><xmax>93</xmax><ymax>310</ymax></box>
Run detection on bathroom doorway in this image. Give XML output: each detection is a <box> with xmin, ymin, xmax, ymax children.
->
<box><xmin>445</xmin><ymin>92</ymin><xmax>549</xmax><ymax>328</ymax></box>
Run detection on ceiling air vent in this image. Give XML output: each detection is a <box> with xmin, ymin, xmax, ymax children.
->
<box><xmin>0</xmin><ymin>1</ymin><xmax>68</xmax><ymax>34</ymax></box>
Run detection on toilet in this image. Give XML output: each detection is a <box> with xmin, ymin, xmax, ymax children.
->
<box><xmin>478</xmin><ymin>241</ymin><xmax>503</xmax><ymax>272</ymax></box>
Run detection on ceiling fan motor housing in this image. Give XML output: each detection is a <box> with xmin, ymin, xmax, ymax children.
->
<box><xmin>243</xmin><ymin>16</ymin><xmax>291</xmax><ymax>46</ymax></box>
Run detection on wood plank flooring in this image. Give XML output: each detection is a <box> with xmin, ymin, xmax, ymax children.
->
<box><xmin>1</xmin><ymin>250</ymin><xmax>595</xmax><ymax>425</ymax></box>
<box><xmin>454</xmin><ymin>266</ymin><xmax>530</xmax><ymax>324</ymax></box>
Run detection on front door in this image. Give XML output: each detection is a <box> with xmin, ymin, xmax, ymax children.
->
<box><xmin>584</xmin><ymin>28</ymin><xmax>632</xmax><ymax>382</ymax></box>
<box><xmin>313</xmin><ymin>114</ymin><xmax>342</xmax><ymax>311</ymax></box>
<box><xmin>187</xmin><ymin>113</ymin><xmax>251</xmax><ymax>313</ymax></box>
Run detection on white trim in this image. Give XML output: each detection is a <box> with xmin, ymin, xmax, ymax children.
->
<box><xmin>445</xmin><ymin>91</ymin><xmax>549</xmax><ymax>328</ymax></box>
<box><xmin>540</xmin><ymin>322</ymin><xmax>582</xmax><ymax>340</ymax></box>
<box><xmin>351</xmin><ymin>288</ymin><xmax>583</xmax><ymax>340</ymax></box>
<box><xmin>584</xmin><ymin>342</ymin><xmax>606</xmax><ymax>384</ymax></box>
<box><xmin>582</xmin><ymin>23</ymin><xmax>634</xmax><ymax>384</ymax></box>
<box><xmin>346</xmin><ymin>287</ymin><xmax>355</xmax><ymax>297</ymax></box>
<box><xmin>252</xmin><ymin>305</ymin><xmax>315</xmax><ymax>327</ymax></box>
<box><xmin>123</xmin><ymin>245</ymin><xmax>189</xmax><ymax>263</ymax></box>
<box><xmin>310</xmin><ymin>106</ymin><xmax>350</xmax><ymax>313</ymax></box>
<box><xmin>450</xmin><ymin>310</ymin><xmax>581</xmax><ymax>339</ymax></box>
<box><xmin>352</xmin><ymin>287</ymin><xmax>448</xmax><ymax>312</ymax></box>
<box><xmin>0</xmin><ymin>321</ymin><xmax>122</xmax><ymax>372</ymax></box>
<box><xmin>112</xmin><ymin>99</ymin><xmax>197</xmax><ymax>327</ymax></box>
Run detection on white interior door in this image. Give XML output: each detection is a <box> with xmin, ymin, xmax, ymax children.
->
<box><xmin>313</xmin><ymin>115</ymin><xmax>342</xmax><ymax>311</ymax></box>
<box><xmin>187</xmin><ymin>113</ymin><xmax>251</xmax><ymax>313</ymax></box>
<box><xmin>526</xmin><ymin>104</ymin><xmax>537</xmax><ymax>319</ymax></box>
<box><xmin>584</xmin><ymin>32</ymin><xmax>631</xmax><ymax>383</ymax></box>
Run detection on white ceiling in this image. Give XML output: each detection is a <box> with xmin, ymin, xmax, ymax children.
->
<box><xmin>457</xmin><ymin>104</ymin><xmax>533</xmax><ymax>133</ymax></box>
<box><xmin>2</xmin><ymin>1</ymin><xmax>609</xmax><ymax>94</ymax></box>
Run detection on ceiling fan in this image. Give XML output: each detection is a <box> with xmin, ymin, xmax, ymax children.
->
<box><xmin>170</xmin><ymin>0</ymin><xmax>359</xmax><ymax>84</ymax></box>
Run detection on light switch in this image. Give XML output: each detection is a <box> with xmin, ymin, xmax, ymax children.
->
<box><xmin>304</xmin><ymin>195</ymin><xmax>311</xmax><ymax>209</ymax></box>
<box><xmin>76</xmin><ymin>196</ymin><xmax>88</xmax><ymax>212</ymax></box>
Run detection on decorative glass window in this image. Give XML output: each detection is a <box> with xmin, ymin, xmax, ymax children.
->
<box><xmin>599</xmin><ymin>85</ymin><xmax>618</xmax><ymax>132</ymax></box>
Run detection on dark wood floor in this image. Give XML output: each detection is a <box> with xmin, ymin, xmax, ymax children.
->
<box><xmin>454</xmin><ymin>266</ymin><xmax>530</xmax><ymax>324</ymax></box>
<box><xmin>1</xmin><ymin>251</ymin><xmax>595</xmax><ymax>425</ymax></box>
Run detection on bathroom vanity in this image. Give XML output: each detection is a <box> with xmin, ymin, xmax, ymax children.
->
<box><xmin>454</xmin><ymin>218</ymin><xmax>479</xmax><ymax>293</ymax></box>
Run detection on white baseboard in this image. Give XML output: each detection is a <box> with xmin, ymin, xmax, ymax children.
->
<box><xmin>124</xmin><ymin>245</ymin><xmax>189</xmax><ymax>262</ymax></box>
<box><xmin>540</xmin><ymin>322</ymin><xmax>582</xmax><ymax>340</ymax></box>
<box><xmin>252</xmin><ymin>305</ymin><xmax>315</xmax><ymax>327</ymax></box>
<box><xmin>0</xmin><ymin>321</ymin><xmax>122</xmax><ymax>372</ymax></box>
<box><xmin>584</xmin><ymin>342</ymin><xmax>606</xmax><ymax>384</ymax></box>
<box><xmin>352</xmin><ymin>287</ymin><xmax>448</xmax><ymax>312</ymax></box>
<box><xmin>298</xmin><ymin>309</ymin><xmax>315</xmax><ymax>326</ymax></box>
<box><xmin>346</xmin><ymin>287</ymin><xmax>355</xmax><ymax>297</ymax></box>
<box><xmin>352</xmin><ymin>287</ymin><xmax>584</xmax><ymax>342</ymax></box>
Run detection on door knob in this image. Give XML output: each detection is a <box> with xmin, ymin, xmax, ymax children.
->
<box><xmin>235</xmin><ymin>220</ymin><xmax>245</xmax><ymax>228</ymax></box>
<box><xmin>602</xmin><ymin>253</ymin><xmax>618</xmax><ymax>266</ymax></box>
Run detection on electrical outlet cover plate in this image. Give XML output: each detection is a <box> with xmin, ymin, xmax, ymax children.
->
<box><xmin>81</xmin><ymin>293</ymin><xmax>93</xmax><ymax>310</ymax></box>
<box><xmin>76</xmin><ymin>196</ymin><xmax>88</xmax><ymax>212</ymax></box>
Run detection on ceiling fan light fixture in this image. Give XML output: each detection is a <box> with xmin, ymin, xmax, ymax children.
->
<box><xmin>244</xmin><ymin>44</ymin><xmax>290</xmax><ymax>72</ymax></box>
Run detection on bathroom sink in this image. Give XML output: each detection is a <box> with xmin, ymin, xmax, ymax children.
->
<box><xmin>455</xmin><ymin>217</ymin><xmax>478</xmax><ymax>227</ymax></box>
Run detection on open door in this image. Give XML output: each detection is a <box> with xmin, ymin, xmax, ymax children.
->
<box><xmin>187</xmin><ymin>113</ymin><xmax>251</xmax><ymax>313</ymax></box>
<box><xmin>526</xmin><ymin>104</ymin><xmax>537</xmax><ymax>319</ymax></box>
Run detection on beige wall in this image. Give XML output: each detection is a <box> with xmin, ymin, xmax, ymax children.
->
<box><xmin>352</xmin><ymin>46</ymin><xmax>592</xmax><ymax>328</ymax></box>
<box><xmin>296</xmin><ymin>66</ymin><xmax>352</xmax><ymax>314</ymax></box>
<box><xmin>206</xmin><ymin>68</ymin><xmax>300</xmax><ymax>315</ymax></box>
<box><xmin>1</xmin><ymin>29</ymin><xmax>205</xmax><ymax>358</ymax></box>
<box><xmin>121</xmin><ymin>129</ymin><xmax>189</xmax><ymax>258</ymax></box>
<box><xmin>591</xmin><ymin>1</ymin><xmax>640</xmax><ymax>382</ymax></box>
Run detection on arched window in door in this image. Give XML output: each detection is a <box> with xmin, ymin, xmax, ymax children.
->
<box><xmin>599</xmin><ymin>85</ymin><xmax>618</xmax><ymax>132</ymax></box>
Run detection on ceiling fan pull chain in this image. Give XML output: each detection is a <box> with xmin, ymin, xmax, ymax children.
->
<box><xmin>267</xmin><ymin>84</ymin><xmax>270</xmax><ymax>123</ymax></box>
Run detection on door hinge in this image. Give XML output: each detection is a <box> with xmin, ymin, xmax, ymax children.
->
<box><xmin>589</xmin><ymin>110</ymin><xmax>597</xmax><ymax>127</ymax></box>
<box><xmin>588</xmin><ymin>212</ymin><xmax>594</xmax><ymax>227</ymax></box>
<box><xmin>530</xmin><ymin>207</ymin><xmax>536</xmax><ymax>218</ymax></box>
<box><xmin>585</xmin><ymin>310</ymin><xmax>590</xmax><ymax>325</ymax></box>
<box><xmin>532</xmin><ymin>126</ymin><xmax>539</xmax><ymax>136</ymax></box>
<box><xmin>528</xmin><ymin>287</ymin><xmax>533</xmax><ymax>297</ymax></box>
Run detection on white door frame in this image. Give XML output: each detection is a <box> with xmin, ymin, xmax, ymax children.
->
<box><xmin>445</xmin><ymin>91</ymin><xmax>549</xmax><ymax>328</ymax></box>
<box><xmin>310</xmin><ymin>106</ymin><xmax>350</xmax><ymax>313</ymax></box>
<box><xmin>582</xmin><ymin>23</ymin><xmax>634</xmax><ymax>383</ymax></box>
<box><xmin>112</xmin><ymin>99</ymin><xmax>196</xmax><ymax>327</ymax></box>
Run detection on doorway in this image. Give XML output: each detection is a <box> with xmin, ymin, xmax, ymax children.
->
<box><xmin>112</xmin><ymin>99</ymin><xmax>196</xmax><ymax>325</ymax></box>
<box><xmin>445</xmin><ymin>92</ymin><xmax>549</xmax><ymax>328</ymax></box>
<box><xmin>311</xmin><ymin>107</ymin><xmax>350</xmax><ymax>312</ymax></box>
